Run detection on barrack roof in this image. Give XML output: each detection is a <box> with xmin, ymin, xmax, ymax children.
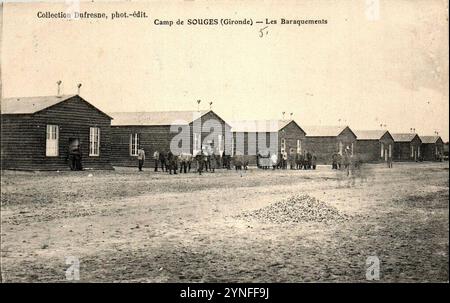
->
<box><xmin>303</xmin><ymin>125</ymin><xmax>350</xmax><ymax>137</ymax></box>
<box><xmin>110</xmin><ymin>110</ymin><xmax>211</xmax><ymax>126</ymax></box>
<box><xmin>391</xmin><ymin>133</ymin><xmax>419</xmax><ymax>142</ymax></box>
<box><xmin>2</xmin><ymin>95</ymin><xmax>76</xmax><ymax>114</ymax></box>
<box><xmin>354</xmin><ymin>130</ymin><xmax>391</xmax><ymax>140</ymax></box>
<box><xmin>419</xmin><ymin>135</ymin><xmax>442</xmax><ymax>144</ymax></box>
<box><xmin>230</xmin><ymin>119</ymin><xmax>300</xmax><ymax>132</ymax></box>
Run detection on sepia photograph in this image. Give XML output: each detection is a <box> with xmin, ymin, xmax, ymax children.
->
<box><xmin>0</xmin><ymin>0</ymin><xmax>448</xmax><ymax>292</ymax></box>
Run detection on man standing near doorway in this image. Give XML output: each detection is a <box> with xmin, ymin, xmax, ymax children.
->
<box><xmin>137</xmin><ymin>147</ymin><xmax>145</xmax><ymax>171</ymax></box>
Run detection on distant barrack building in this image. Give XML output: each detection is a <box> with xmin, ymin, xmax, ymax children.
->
<box><xmin>353</xmin><ymin>130</ymin><xmax>394</xmax><ymax>163</ymax></box>
<box><xmin>303</xmin><ymin>125</ymin><xmax>357</xmax><ymax>164</ymax></box>
<box><xmin>230</xmin><ymin>119</ymin><xmax>306</xmax><ymax>165</ymax></box>
<box><xmin>419</xmin><ymin>135</ymin><xmax>444</xmax><ymax>161</ymax></box>
<box><xmin>391</xmin><ymin>133</ymin><xmax>422</xmax><ymax>162</ymax></box>
<box><xmin>1</xmin><ymin>95</ymin><xmax>113</xmax><ymax>170</ymax></box>
<box><xmin>109</xmin><ymin>110</ymin><xmax>231</xmax><ymax>168</ymax></box>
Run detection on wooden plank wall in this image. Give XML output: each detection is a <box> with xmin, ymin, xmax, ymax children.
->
<box><xmin>1</xmin><ymin>114</ymin><xmax>37</xmax><ymax>169</ymax></box>
<box><xmin>1</xmin><ymin>96</ymin><xmax>113</xmax><ymax>170</ymax></box>
<box><xmin>304</xmin><ymin>128</ymin><xmax>357</xmax><ymax>164</ymax></box>
<box><xmin>110</xmin><ymin>111</ymin><xmax>230</xmax><ymax>167</ymax></box>
<box><xmin>394</xmin><ymin>137</ymin><xmax>422</xmax><ymax>161</ymax></box>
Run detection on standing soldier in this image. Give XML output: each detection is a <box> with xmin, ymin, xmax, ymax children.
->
<box><xmin>222</xmin><ymin>150</ymin><xmax>227</xmax><ymax>169</ymax></box>
<box><xmin>289</xmin><ymin>149</ymin><xmax>296</xmax><ymax>169</ymax></box>
<box><xmin>210</xmin><ymin>150</ymin><xmax>217</xmax><ymax>173</ymax></box>
<box><xmin>311</xmin><ymin>152</ymin><xmax>317</xmax><ymax>170</ymax></box>
<box><xmin>306</xmin><ymin>151</ymin><xmax>312</xmax><ymax>170</ymax></box>
<box><xmin>270</xmin><ymin>152</ymin><xmax>278</xmax><ymax>170</ymax></box>
<box><xmin>195</xmin><ymin>151</ymin><xmax>204</xmax><ymax>175</ymax></box>
<box><xmin>68</xmin><ymin>144</ymin><xmax>76</xmax><ymax>170</ymax></box>
<box><xmin>166</xmin><ymin>151</ymin><xmax>178</xmax><ymax>175</ymax></box>
<box><xmin>331</xmin><ymin>153</ymin><xmax>338</xmax><ymax>169</ymax></box>
<box><xmin>160</xmin><ymin>150</ymin><xmax>167</xmax><ymax>172</ymax></box>
<box><xmin>296</xmin><ymin>152</ymin><xmax>304</xmax><ymax>170</ymax></box>
<box><xmin>280</xmin><ymin>151</ymin><xmax>286</xmax><ymax>169</ymax></box>
<box><xmin>153</xmin><ymin>150</ymin><xmax>160</xmax><ymax>172</ymax></box>
<box><xmin>337</xmin><ymin>153</ymin><xmax>343</xmax><ymax>170</ymax></box>
<box><xmin>137</xmin><ymin>147</ymin><xmax>145</xmax><ymax>172</ymax></box>
<box><xmin>343</xmin><ymin>147</ymin><xmax>351</xmax><ymax>176</ymax></box>
<box><xmin>204</xmin><ymin>147</ymin><xmax>211</xmax><ymax>172</ymax></box>
<box><xmin>202</xmin><ymin>148</ymin><xmax>209</xmax><ymax>172</ymax></box>
<box><xmin>387</xmin><ymin>152</ymin><xmax>393</xmax><ymax>168</ymax></box>
<box><xmin>303</xmin><ymin>151</ymin><xmax>308</xmax><ymax>170</ymax></box>
<box><xmin>72</xmin><ymin>144</ymin><xmax>83</xmax><ymax>171</ymax></box>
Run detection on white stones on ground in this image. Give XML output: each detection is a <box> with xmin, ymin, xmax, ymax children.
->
<box><xmin>237</xmin><ymin>194</ymin><xmax>349</xmax><ymax>224</ymax></box>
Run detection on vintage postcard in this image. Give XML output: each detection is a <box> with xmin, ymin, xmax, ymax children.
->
<box><xmin>0</xmin><ymin>0</ymin><xmax>448</xmax><ymax>289</ymax></box>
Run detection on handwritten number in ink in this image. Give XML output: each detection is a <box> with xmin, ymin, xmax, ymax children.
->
<box><xmin>259</xmin><ymin>26</ymin><xmax>269</xmax><ymax>38</ymax></box>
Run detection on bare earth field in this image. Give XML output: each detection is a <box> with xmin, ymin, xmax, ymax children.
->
<box><xmin>1</xmin><ymin>162</ymin><xmax>448</xmax><ymax>282</ymax></box>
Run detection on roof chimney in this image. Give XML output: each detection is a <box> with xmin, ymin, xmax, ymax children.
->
<box><xmin>77</xmin><ymin>83</ymin><xmax>82</xmax><ymax>95</ymax></box>
<box><xmin>197</xmin><ymin>99</ymin><xmax>201</xmax><ymax>112</ymax></box>
<box><xmin>56</xmin><ymin>80</ymin><xmax>62</xmax><ymax>96</ymax></box>
<box><xmin>209</xmin><ymin>101</ymin><xmax>213</xmax><ymax>110</ymax></box>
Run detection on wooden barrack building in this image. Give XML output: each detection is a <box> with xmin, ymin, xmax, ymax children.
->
<box><xmin>419</xmin><ymin>135</ymin><xmax>444</xmax><ymax>161</ymax></box>
<box><xmin>354</xmin><ymin>130</ymin><xmax>394</xmax><ymax>163</ymax></box>
<box><xmin>1</xmin><ymin>95</ymin><xmax>113</xmax><ymax>170</ymax></box>
<box><xmin>303</xmin><ymin>125</ymin><xmax>357</xmax><ymax>164</ymax></box>
<box><xmin>230</xmin><ymin>119</ymin><xmax>306</xmax><ymax>165</ymax></box>
<box><xmin>109</xmin><ymin>110</ymin><xmax>231</xmax><ymax>167</ymax></box>
<box><xmin>391</xmin><ymin>133</ymin><xmax>422</xmax><ymax>161</ymax></box>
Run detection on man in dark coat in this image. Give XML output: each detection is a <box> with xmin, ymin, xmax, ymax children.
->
<box><xmin>222</xmin><ymin>151</ymin><xmax>226</xmax><ymax>168</ymax></box>
<box><xmin>209</xmin><ymin>151</ymin><xmax>216</xmax><ymax>173</ymax></box>
<box><xmin>331</xmin><ymin>153</ymin><xmax>338</xmax><ymax>169</ymax></box>
<box><xmin>167</xmin><ymin>151</ymin><xmax>178</xmax><ymax>175</ymax></box>
<box><xmin>306</xmin><ymin>152</ymin><xmax>312</xmax><ymax>169</ymax></box>
<box><xmin>296</xmin><ymin>153</ymin><xmax>303</xmax><ymax>170</ymax></box>
<box><xmin>195</xmin><ymin>151</ymin><xmax>205</xmax><ymax>175</ymax></box>
<box><xmin>68</xmin><ymin>147</ymin><xmax>76</xmax><ymax>171</ymax></box>
<box><xmin>159</xmin><ymin>151</ymin><xmax>167</xmax><ymax>172</ymax></box>
<box><xmin>337</xmin><ymin>153</ymin><xmax>342</xmax><ymax>170</ymax></box>
<box><xmin>311</xmin><ymin>152</ymin><xmax>317</xmax><ymax>170</ymax></box>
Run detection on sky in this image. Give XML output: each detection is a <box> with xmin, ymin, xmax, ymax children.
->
<box><xmin>1</xmin><ymin>0</ymin><xmax>449</xmax><ymax>141</ymax></box>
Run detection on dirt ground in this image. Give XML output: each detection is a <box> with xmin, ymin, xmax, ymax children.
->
<box><xmin>1</xmin><ymin>162</ymin><xmax>448</xmax><ymax>282</ymax></box>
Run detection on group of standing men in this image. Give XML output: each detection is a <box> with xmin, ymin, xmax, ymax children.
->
<box><xmin>331</xmin><ymin>147</ymin><xmax>352</xmax><ymax>175</ymax></box>
<box><xmin>291</xmin><ymin>150</ymin><xmax>317</xmax><ymax>170</ymax></box>
<box><xmin>147</xmin><ymin>150</ymin><xmax>180</xmax><ymax>174</ymax></box>
<box><xmin>257</xmin><ymin>150</ymin><xmax>317</xmax><ymax>170</ymax></box>
<box><xmin>137</xmin><ymin>147</ymin><xmax>233</xmax><ymax>175</ymax></box>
